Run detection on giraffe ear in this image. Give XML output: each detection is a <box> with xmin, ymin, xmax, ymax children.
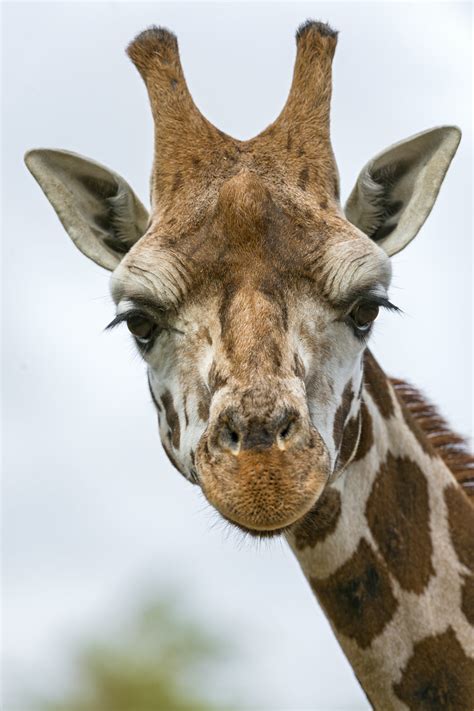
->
<box><xmin>25</xmin><ymin>149</ymin><xmax>149</xmax><ymax>271</ymax></box>
<box><xmin>344</xmin><ymin>127</ymin><xmax>461</xmax><ymax>257</ymax></box>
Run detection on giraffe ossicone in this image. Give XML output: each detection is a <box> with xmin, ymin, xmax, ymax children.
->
<box><xmin>25</xmin><ymin>20</ymin><xmax>473</xmax><ymax>710</ymax></box>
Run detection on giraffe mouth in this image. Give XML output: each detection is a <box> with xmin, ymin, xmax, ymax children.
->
<box><xmin>195</xmin><ymin>435</ymin><xmax>330</xmax><ymax>533</ymax></box>
<box><xmin>218</xmin><ymin>513</ymin><xmax>294</xmax><ymax>539</ymax></box>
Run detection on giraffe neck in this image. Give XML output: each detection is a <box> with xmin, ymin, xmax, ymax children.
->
<box><xmin>286</xmin><ymin>354</ymin><xmax>474</xmax><ymax>710</ymax></box>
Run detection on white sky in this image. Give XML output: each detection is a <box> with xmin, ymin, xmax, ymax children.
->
<box><xmin>3</xmin><ymin>2</ymin><xmax>472</xmax><ymax>710</ymax></box>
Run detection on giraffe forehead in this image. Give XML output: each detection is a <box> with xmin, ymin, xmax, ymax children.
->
<box><xmin>113</xmin><ymin>171</ymin><xmax>389</xmax><ymax>309</ymax></box>
<box><xmin>112</xmin><ymin>243</ymin><xmax>388</xmax><ymax>330</ymax></box>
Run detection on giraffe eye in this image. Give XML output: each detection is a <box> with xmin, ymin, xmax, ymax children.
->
<box><xmin>126</xmin><ymin>314</ymin><xmax>156</xmax><ymax>342</ymax></box>
<box><xmin>350</xmin><ymin>302</ymin><xmax>379</xmax><ymax>331</ymax></box>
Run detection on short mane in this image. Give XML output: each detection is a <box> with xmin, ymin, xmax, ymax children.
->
<box><xmin>391</xmin><ymin>379</ymin><xmax>474</xmax><ymax>500</ymax></box>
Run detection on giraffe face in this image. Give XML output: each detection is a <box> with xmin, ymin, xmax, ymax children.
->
<box><xmin>25</xmin><ymin>22</ymin><xmax>460</xmax><ymax>535</ymax></box>
<box><xmin>110</xmin><ymin>172</ymin><xmax>392</xmax><ymax>534</ymax></box>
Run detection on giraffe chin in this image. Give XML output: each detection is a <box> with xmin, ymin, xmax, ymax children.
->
<box><xmin>195</xmin><ymin>439</ymin><xmax>330</xmax><ymax>535</ymax></box>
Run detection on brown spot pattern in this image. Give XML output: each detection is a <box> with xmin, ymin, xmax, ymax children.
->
<box><xmin>461</xmin><ymin>574</ymin><xmax>474</xmax><ymax>625</ymax></box>
<box><xmin>197</xmin><ymin>385</ymin><xmax>211</xmax><ymax>422</ymax></box>
<box><xmin>293</xmin><ymin>487</ymin><xmax>342</xmax><ymax>549</ymax></box>
<box><xmin>444</xmin><ymin>485</ymin><xmax>474</xmax><ymax>571</ymax></box>
<box><xmin>352</xmin><ymin>400</ymin><xmax>374</xmax><ymax>462</ymax></box>
<box><xmin>160</xmin><ymin>390</ymin><xmax>181</xmax><ymax>449</ymax></box>
<box><xmin>311</xmin><ymin>539</ymin><xmax>398</xmax><ymax>649</ymax></box>
<box><xmin>337</xmin><ymin>413</ymin><xmax>360</xmax><ymax>470</ymax></box>
<box><xmin>394</xmin><ymin>627</ymin><xmax>474</xmax><ymax>710</ymax></box>
<box><xmin>333</xmin><ymin>380</ymin><xmax>354</xmax><ymax>450</ymax></box>
<box><xmin>364</xmin><ymin>350</ymin><xmax>394</xmax><ymax>419</ymax></box>
<box><xmin>208</xmin><ymin>362</ymin><xmax>227</xmax><ymax>393</ymax></box>
<box><xmin>366</xmin><ymin>453</ymin><xmax>434</xmax><ymax>593</ymax></box>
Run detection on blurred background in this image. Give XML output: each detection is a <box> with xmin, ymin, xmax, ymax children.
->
<box><xmin>2</xmin><ymin>2</ymin><xmax>472</xmax><ymax>710</ymax></box>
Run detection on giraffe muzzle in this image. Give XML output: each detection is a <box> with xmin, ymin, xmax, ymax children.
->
<box><xmin>195</xmin><ymin>406</ymin><xmax>330</xmax><ymax>533</ymax></box>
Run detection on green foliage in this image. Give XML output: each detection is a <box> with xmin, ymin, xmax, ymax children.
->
<box><xmin>39</xmin><ymin>593</ymin><xmax>235</xmax><ymax>711</ymax></box>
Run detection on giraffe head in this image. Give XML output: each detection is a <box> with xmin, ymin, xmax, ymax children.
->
<box><xmin>25</xmin><ymin>22</ymin><xmax>460</xmax><ymax>535</ymax></box>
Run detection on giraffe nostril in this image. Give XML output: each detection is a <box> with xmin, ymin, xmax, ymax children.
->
<box><xmin>277</xmin><ymin>412</ymin><xmax>299</xmax><ymax>443</ymax></box>
<box><xmin>279</xmin><ymin>421</ymin><xmax>293</xmax><ymax>439</ymax></box>
<box><xmin>218</xmin><ymin>422</ymin><xmax>241</xmax><ymax>453</ymax></box>
<box><xmin>213</xmin><ymin>407</ymin><xmax>302</xmax><ymax>454</ymax></box>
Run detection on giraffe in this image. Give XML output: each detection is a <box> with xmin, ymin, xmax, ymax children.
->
<box><xmin>25</xmin><ymin>21</ymin><xmax>474</xmax><ymax>710</ymax></box>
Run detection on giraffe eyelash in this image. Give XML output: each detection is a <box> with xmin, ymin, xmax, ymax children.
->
<box><xmin>369</xmin><ymin>296</ymin><xmax>401</xmax><ymax>313</ymax></box>
<box><xmin>339</xmin><ymin>291</ymin><xmax>401</xmax><ymax>315</ymax></box>
<box><xmin>104</xmin><ymin>309</ymin><xmax>149</xmax><ymax>331</ymax></box>
<box><xmin>359</xmin><ymin>296</ymin><xmax>402</xmax><ymax>318</ymax></box>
